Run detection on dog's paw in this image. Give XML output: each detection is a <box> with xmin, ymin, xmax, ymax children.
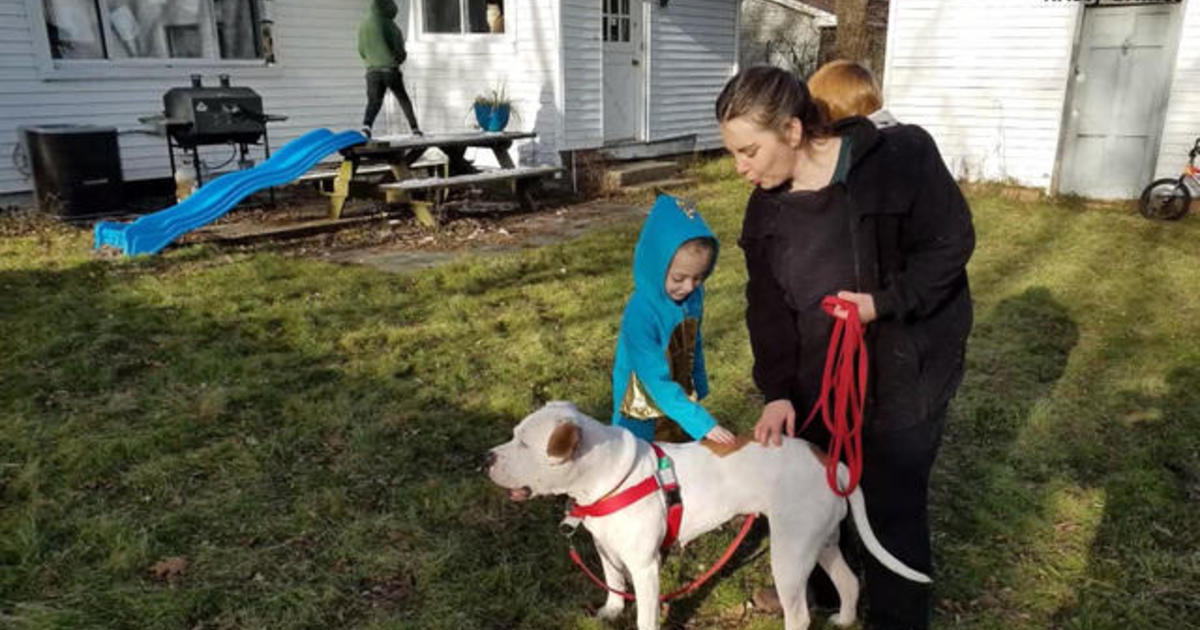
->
<box><xmin>830</xmin><ymin>611</ymin><xmax>857</xmax><ymax>627</ymax></box>
<box><xmin>595</xmin><ymin>602</ymin><xmax>623</xmax><ymax>620</ymax></box>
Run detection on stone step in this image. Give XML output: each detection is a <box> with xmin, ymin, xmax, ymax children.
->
<box><xmin>620</xmin><ymin>177</ymin><xmax>698</xmax><ymax>195</ymax></box>
<box><xmin>604</xmin><ymin>160</ymin><xmax>681</xmax><ymax>190</ymax></box>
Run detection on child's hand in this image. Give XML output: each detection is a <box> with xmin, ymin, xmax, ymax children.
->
<box><xmin>705</xmin><ymin>425</ymin><xmax>736</xmax><ymax>444</ymax></box>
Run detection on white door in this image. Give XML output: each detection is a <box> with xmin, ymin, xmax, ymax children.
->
<box><xmin>1058</xmin><ymin>3</ymin><xmax>1180</xmax><ymax>199</ymax></box>
<box><xmin>603</xmin><ymin>0</ymin><xmax>645</xmax><ymax>143</ymax></box>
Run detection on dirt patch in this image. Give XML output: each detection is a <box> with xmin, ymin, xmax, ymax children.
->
<box><xmin>180</xmin><ymin>185</ymin><xmax>648</xmax><ymax>274</ymax></box>
<box><xmin>325</xmin><ymin>198</ymin><xmax>646</xmax><ymax>273</ymax></box>
<box><xmin>6</xmin><ymin>182</ymin><xmax>648</xmax><ymax>272</ymax></box>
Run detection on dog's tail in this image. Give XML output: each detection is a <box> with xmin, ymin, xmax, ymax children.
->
<box><xmin>840</xmin><ymin>464</ymin><xmax>932</xmax><ymax>584</ymax></box>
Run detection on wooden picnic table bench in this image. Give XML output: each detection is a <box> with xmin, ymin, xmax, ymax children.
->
<box><xmin>300</xmin><ymin>130</ymin><xmax>557</xmax><ymax>227</ymax></box>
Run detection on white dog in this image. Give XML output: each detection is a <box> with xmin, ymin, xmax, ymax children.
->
<box><xmin>485</xmin><ymin>401</ymin><xmax>930</xmax><ymax>630</ymax></box>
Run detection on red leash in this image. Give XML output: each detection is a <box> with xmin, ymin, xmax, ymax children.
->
<box><xmin>567</xmin><ymin>514</ymin><xmax>758</xmax><ymax>602</ymax></box>
<box><xmin>799</xmin><ymin>296</ymin><xmax>868</xmax><ymax>497</ymax></box>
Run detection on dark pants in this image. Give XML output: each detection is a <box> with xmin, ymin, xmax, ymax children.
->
<box><xmin>362</xmin><ymin>68</ymin><xmax>419</xmax><ymax>131</ymax></box>
<box><xmin>800</xmin><ymin>406</ymin><xmax>947</xmax><ymax>630</ymax></box>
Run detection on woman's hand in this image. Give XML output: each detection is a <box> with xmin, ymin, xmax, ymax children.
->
<box><xmin>833</xmin><ymin>291</ymin><xmax>877</xmax><ymax>324</ymax></box>
<box><xmin>704</xmin><ymin>425</ymin><xmax>736</xmax><ymax>444</ymax></box>
<box><xmin>754</xmin><ymin>399</ymin><xmax>796</xmax><ymax>447</ymax></box>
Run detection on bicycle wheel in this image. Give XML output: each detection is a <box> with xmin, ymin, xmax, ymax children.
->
<box><xmin>1138</xmin><ymin>178</ymin><xmax>1191</xmax><ymax>220</ymax></box>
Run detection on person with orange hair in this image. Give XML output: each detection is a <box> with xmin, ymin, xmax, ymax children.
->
<box><xmin>808</xmin><ymin>59</ymin><xmax>899</xmax><ymax>129</ymax></box>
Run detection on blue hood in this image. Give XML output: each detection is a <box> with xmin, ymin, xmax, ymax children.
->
<box><xmin>633</xmin><ymin>194</ymin><xmax>719</xmax><ymax>303</ymax></box>
<box><xmin>610</xmin><ymin>194</ymin><xmax>721</xmax><ymax>442</ymax></box>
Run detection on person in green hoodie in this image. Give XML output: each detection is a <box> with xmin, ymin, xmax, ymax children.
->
<box><xmin>358</xmin><ymin>0</ymin><xmax>421</xmax><ymax>138</ymax></box>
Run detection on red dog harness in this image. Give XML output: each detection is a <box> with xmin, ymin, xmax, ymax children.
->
<box><xmin>562</xmin><ymin>442</ymin><xmax>760</xmax><ymax>602</ymax></box>
<box><xmin>565</xmin><ymin>443</ymin><xmax>682</xmax><ymax>550</ymax></box>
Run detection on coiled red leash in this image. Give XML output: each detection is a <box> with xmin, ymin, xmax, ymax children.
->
<box><xmin>799</xmin><ymin>295</ymin><xmax>868</xmax><ymax>497</ymax></box>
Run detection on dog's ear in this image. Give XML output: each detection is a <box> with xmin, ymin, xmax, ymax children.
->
<box><xmin>546</xmin><ymin>420</ymin><xmax>581</xmax><ymax>465</ymax></box>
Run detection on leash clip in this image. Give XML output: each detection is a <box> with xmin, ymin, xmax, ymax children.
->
<box><xmin>559</xmin><ymin>508</ymin><xmax>583</xmax><ymax>537</ymax></box>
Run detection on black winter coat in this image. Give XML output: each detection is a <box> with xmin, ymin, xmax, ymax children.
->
<box><xmin>738</xmin><ymin>117</ymin><xmax>974</xmax><ymax>434</ymax></box>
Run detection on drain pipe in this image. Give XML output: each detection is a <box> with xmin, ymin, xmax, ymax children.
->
<box><xmin>571</xmin><ymin>150</ymin><xmax>578</xmax><ymax>195</ymax></box>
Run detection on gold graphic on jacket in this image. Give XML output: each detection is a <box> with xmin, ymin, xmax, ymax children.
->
<box><xmin>621</xmin><ymin>318</ymin><xmax>700</xmax><ymax>420</ymax></box>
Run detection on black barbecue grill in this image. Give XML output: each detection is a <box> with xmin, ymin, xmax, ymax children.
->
<box><xmin>139</xmin><ymin>74</ymin><xmax>287</xmax><ymax>187</ymax></box>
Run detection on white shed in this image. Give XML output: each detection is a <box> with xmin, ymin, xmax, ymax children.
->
<box><xmin>884</xmin><ymin>0</ymin><xmax>1200</xmax><ymax>199</ymax></box>
<box><xmin>0</xmin><ymin>0</ymin><xmax>740</xmax><ymax>196</ymax></box>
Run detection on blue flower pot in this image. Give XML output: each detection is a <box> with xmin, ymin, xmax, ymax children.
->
<box><xmin>474</xmin><ymin>103</ymin><xmax>511</xmax><ymax>132</ymax></box>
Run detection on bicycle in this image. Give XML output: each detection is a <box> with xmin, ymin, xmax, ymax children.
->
<box><xmin>1139</xmin><ymin>137</ymin><xmax>1200</xmax><ymax>221</ymax></box>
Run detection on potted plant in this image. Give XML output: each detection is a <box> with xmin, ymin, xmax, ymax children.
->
<box><xmin>473</xmin><ymin>84</ymin><xmax>514</xmax><ymax>132</ymax></box>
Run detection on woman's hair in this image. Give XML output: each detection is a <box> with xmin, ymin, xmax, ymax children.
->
<box><xmin>807</xmin><ymin>60</ymin><xmax>883</xmax><ymax>122</ymax></box>
<box><xmin>714</xmin><ymin>65</ymin><xmax>831</xmax><ymax>143</ymax></box>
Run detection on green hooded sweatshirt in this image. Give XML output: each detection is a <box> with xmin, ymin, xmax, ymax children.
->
<box><xmin>358</xmin><ymin>0</ymin><xmax>406</xmax><ymax>70</ymax></box>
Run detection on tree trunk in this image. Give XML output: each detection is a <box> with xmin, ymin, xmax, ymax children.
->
<box><xmin>834</xmin><ymin>0</ymin><xmax>871</xmax><ymax>64</ymax></box>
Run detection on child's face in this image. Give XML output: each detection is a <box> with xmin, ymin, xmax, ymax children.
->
<box><xmin>665</xmin><ymin>247</ymin><xmax>712</xmax><ymax>302</ymax></box>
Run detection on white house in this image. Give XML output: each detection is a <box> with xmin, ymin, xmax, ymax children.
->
<box><xmin>0</xmin><ymin>0</ymin><xmax>740</xmax><ymax>195</ymax></box>
<box><xmin>740</xmin><ymin>0</ymin><xmax>835</xmax><ymax>78</ymax></box>
<box><xmin>884</xmin><ymin>0</ymin><xmax>1200</xmax><ymax>199</ymax></box>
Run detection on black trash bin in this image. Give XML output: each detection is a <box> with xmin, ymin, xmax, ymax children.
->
<box><xmin>19</xmin><ymin>124</ymin><xmax>124</xmax><ymax>217</ymax></box>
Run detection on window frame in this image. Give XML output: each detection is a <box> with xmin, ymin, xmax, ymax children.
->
<box><xmin>28</xmin><ymin>0</ymin><xmax>277</xmax><ymax>81</ymax></box>
<box><xmin>413</xmin><ymin>0</ymin><xmax>514</xmax><ymax>43</ymax></box>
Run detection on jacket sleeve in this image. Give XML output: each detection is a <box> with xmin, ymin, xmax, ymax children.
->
<box><xmin>871</xmin><ymin>127</ymin><xmax>975</xmax><ymax>322</ymax></box>
<box><xmin>622</xmin><ymin>310</ymin><xmax>717</xmax><ymax>440</ymax></box>
<box><xmin>387</xmin><ymin>24</ymin><xmax>407</xmax><ymax>65</ymax></box>
<box><xmin>740</xmin><ymin>231</ymin><xmax>797</xmax><ymax>403</ymax></box>
<box><xmin>693</xmin><ymin>324</ymin><xmax>709</xmax><ymax>400</ymax></box>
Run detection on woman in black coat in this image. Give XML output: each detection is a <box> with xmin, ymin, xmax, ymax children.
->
<box><xmin>715</xmin><ymin>66</ymin><xmax>974</xmax><ymax>630</ymax></box>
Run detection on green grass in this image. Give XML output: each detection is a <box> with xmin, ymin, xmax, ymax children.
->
<box><xmin>2</xmin><ymin>161</ymin><xmax>1199</xmax><ymax>629</ymax></box>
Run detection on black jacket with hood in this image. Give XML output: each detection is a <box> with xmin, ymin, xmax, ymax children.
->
<box><xmin>738</xmin><ymin>117</ymin><xmax>974</xmax><ymax>435</ymax></box>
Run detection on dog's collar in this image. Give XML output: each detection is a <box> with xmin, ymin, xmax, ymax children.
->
<box><xmin>562</xmin><ymin>443</ymin><xmax>683</xmax><ymax>551</ymax></box>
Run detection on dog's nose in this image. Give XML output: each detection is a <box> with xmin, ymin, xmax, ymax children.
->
<box><xmin>482</xmin><ymin>451</ymin><xmax>497</xmax><ymax>472</ymax></box>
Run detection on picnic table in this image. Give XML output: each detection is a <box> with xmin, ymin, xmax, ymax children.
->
<box><xmin>298</xmin><ymin>130</ymin><xmax>559</xmax><ymax>227</ymax></box>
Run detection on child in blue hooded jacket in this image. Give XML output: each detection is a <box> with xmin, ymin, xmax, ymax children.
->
<box><xmin>612</xmin><ymin>195</ymin><xmax>735</xmax><ymax>444</ymax></box>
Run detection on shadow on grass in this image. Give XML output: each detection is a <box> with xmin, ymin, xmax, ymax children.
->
<box><xmin>1043</xmin><ymin>363</ymin><xmax>1200</xmax><ymax>629</ymax></box>
<box><xmin>0</xmin><ymin>253</ymin><xmax>616</xmax><ymax>629</ymax></box>
<box><xmin>933</xmin><ymin>287</ymin><xmax>1079</xmax><ymax>619</ymax></box>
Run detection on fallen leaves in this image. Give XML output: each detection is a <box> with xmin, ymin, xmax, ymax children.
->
<box><xmin>148</xmin><ymin>556</ymin><xmax>189</xmax><ymax>583</ymax></box>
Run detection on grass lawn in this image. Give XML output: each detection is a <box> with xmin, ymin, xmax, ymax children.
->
<box><xmin>2</xmin><ymin>160</ymin><xmax>1199</xmax><ymax>630</ymax></box>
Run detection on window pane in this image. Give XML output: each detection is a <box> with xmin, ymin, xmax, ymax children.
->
<box><xmin>104</xmin><ymin>0</ymin><xmax>211</xmax><ymax>58</ymax></box>
<box><xmin>621</xmin><ymin>17</ymin><xmax>628</xmax><ymax>42</ymax></box>
<box><xmin>621</xmin><ymin>0</ymin><xmax>629</xmax><ymax>16</ymax></box>
<box><xmin>610</xmin><ymin>0</ymin><xmax>619</xmax><ymax>16</ymax></box>
<box><xmin>424</xmin><ymin>0</ymin><xmax>461</xmax><ymax>33</ymax></box>
<box><xmin>609</xmin><ymin>16</ymin><xmax>618</xmax><ymax>42</ymax></box>
<box><xmin>601</xmin><ymin>16</ymin><xmax>607</xmax><ymax>42</ymax></box>
<box><xmin>214</xmin><ymin>0</ymin><xmax>260</xmax><ymax>59</ymax></box>
<box><xmin>465</xmin><ymin>0</ymin><xmax>504</xmax><ymax>34</ymax></box>
<box><xmin>43</xmin><ymin>0</ymin><xmax>105</xmax><ymax>59</ymax></box>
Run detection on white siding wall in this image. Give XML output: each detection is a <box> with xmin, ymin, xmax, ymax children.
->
<box><xmin>0</xmin><ymin>0</ymin><xmax>376</xmax><ymax>194</ymax></box>
<box><xmin>647</xmin><ymin>0</ymin><xmax>737</xmax><ymax>148</ymax></box>
<box><xmin>883</xmin><ymin>0</ymin><xmax>1079</xmax><ymax>188</ymax></box>
<box><xmin>0</xmin><ymin>0</ymin><xmax>562</xmax><ymax>194</ymax></box>
<box><xmin>1155</xmin><ymin>0</ymin><xmax>1200</xmax><ymax>180</ymax></box>
<box><xmin>399</xmin><ymin>0</ymin><xmax>562</xmax><ymax>167</ymax></box>
<box><xmin>560</xmin><ymin>0</ymin><xmax>602</xmax><ymax>150</ymax></box>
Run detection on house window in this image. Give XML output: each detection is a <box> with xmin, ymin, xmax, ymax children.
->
<box><xmin>602</xmin><ymin>0</ymin><xmax>631</xmax><ymax>43</ymax></box>
<box><xmin>422</xmin><ymin>0</ymin><xmax>505</xmax><ymax>35</ymax></box>
<box><xmin>42</xmin><ymin>0</ymin><xmax>262</xmax><ymax>60</ymax></box>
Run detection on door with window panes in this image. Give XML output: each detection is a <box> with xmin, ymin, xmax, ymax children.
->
<box><xmin>43</xmin><ymin>0</ymin><xmax>262</xmax><ymax>60</ymax></box>
<box><xmin>603</xmin><ymin>0</ymin><xmax>644</xmax><ymax>143</ymax></box>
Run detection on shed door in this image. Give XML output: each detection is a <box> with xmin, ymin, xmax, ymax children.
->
<box><xmin>1058</xmin><ymin>3</ymin><xmax>1180</xmax><ymax>199</ymax></box>
<box><xmin>603</xmin><ymin>0</ymin><xmax>645</xmax><ymax>143</ymax></box>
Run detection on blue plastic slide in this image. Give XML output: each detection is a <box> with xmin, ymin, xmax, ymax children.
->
<box><xmin>94</xmin><ymin>128</ymin><xmax>366</xmax><ymax>256</ymax></box>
